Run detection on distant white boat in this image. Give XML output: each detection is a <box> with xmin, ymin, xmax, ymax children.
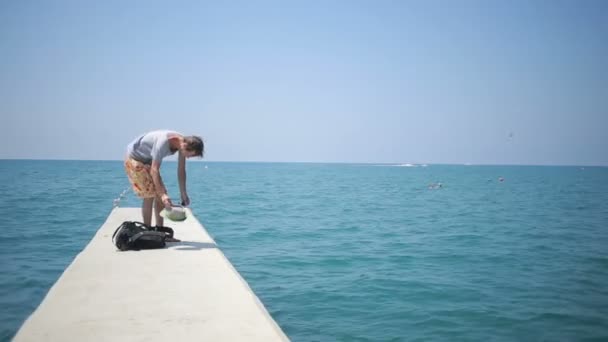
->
<box><xmin>374</xmin><ymin>163</ymin><xmax>424</xmax><ymax>167</ymax></box>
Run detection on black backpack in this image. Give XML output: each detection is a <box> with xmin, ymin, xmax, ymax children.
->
<box><xmin>112</xmin><ymin>221</ymin><xmax>175</xmax><ymax>251</ymax></box>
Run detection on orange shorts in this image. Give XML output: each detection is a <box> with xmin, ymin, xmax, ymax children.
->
<box><xmin>124</xmin><ymin>158</ymin><xmax>157</xmax><ymax>198</ymax></box>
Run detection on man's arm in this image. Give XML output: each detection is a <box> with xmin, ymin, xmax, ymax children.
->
<box><xmin>150</xmin><ymin>160</ymin><xmax>171</xmax><ymax>207</ymax></box>
<box><xmin>178</xmin><ymin>150</ymin><xmax>189</xmax><ymax>205</ymax></box>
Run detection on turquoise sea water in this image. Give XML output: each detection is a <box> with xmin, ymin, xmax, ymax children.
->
<box><xmin>1</xmin><ymin>160</ymin><xmax>607</xmax><ymax>341</ymax></box>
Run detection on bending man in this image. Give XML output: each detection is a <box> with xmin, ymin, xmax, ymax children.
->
<box><xmin>124</xmin><ymin>130</ymin><xmax>204</xmax><ymax>226</ymax></box>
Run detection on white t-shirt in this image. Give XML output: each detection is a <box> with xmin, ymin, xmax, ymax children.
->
<box><xmin>127</xmin><ymin>130</ymin><xmax>180</xmax><ymax>165</ymax></box>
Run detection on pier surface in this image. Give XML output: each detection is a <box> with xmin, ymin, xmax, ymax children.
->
<box><xmin>14</xmin><ymin>207</ymin><xmax>288</xmax><ymax>341</ymax></box>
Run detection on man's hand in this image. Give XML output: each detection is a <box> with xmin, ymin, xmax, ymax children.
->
<box><xmin>181</xmin><ymin>193</ymin><xmax>190</xmax><ymax>206</ymax></box>
<box><xmin>161</xmin><ymin>193</ymin><xmax>173</xmax><ymax>209</ymax></box>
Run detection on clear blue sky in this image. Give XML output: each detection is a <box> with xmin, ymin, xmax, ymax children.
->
<box><xmin>1</xmin><ymin>0</ymin><xmax>607</xmax><ymax>165</ymax></box>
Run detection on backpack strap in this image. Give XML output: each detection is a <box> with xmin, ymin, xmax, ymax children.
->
<box><xmin>153</xmin><ymin>226</ymin><xmax>174</xmax><ymax>238</ymax></box>
<box><xmin>129</xmin><ymin>230</ymin><xmax>166</xmax><ymax>242</ymax></box>
<box><xmin>112</xmin><ymin>221</ymin><xmax>129</xmax><ymax>240</ymax></box>
<box><xmin>131</xmin><ymin>221</ymin><xmax>152</xmax><ymax>230</ymax></box>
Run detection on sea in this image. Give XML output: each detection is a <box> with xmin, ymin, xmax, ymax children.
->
<box><xmin>0</xmin><ymin>160</ymin><xmax>607</xmax><ymax>341</ymax></box>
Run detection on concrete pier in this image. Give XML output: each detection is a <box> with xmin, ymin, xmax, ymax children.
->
<box><xmin>14</xmin><ymin>207</ymin><xmax>289</xmax><ymax>341</ymax></box>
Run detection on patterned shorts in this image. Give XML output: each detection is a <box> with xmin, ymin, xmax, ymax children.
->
<box><xmin>124</xmin><ymin>158</ymin><xmax>157</xmax><ymax>199</ymax></box>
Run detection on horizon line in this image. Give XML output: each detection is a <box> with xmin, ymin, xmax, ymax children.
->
<box><xmin>0</xmin><ymin>158</ymin><xmax>606</xmax><ymax>168</ymax></box>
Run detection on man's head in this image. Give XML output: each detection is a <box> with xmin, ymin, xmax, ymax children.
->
<box><xmin>181</xmin><ymin>136</ymin><xmax>204</xmax><ymax>158</ymax></box>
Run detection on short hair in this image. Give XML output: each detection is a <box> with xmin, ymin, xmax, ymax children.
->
<box><xmin>184</xmin><ymin>136</ymin><xmax>204</xmax><ymax>157</ymax></box>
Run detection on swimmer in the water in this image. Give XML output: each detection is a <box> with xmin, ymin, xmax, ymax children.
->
<box><xmin>428</xmin><ymin>182</ymin><xmax>443</xmax><ymax>189</ymax></box>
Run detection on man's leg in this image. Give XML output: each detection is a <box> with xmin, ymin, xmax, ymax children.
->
<box><xmin>154</xmin><ymin>195</ymin><xmax>164</xmax><ymax>227</ymax></box>
<box><xmin>142</xmin><ymin>198</ymin><xmax>154</xmax><ymax>226</ymax></box>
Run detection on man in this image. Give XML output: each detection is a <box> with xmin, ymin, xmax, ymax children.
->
<box><xmin>124</xmin><ymin>130</ymin><xmax>204</xmax><ymax>227</ymax></box>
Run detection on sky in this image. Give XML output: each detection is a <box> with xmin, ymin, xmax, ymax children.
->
<box><xmin>1</xmin><ymin>0</ymin><xmax>607</xmax><ymax>165</ymax></box>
